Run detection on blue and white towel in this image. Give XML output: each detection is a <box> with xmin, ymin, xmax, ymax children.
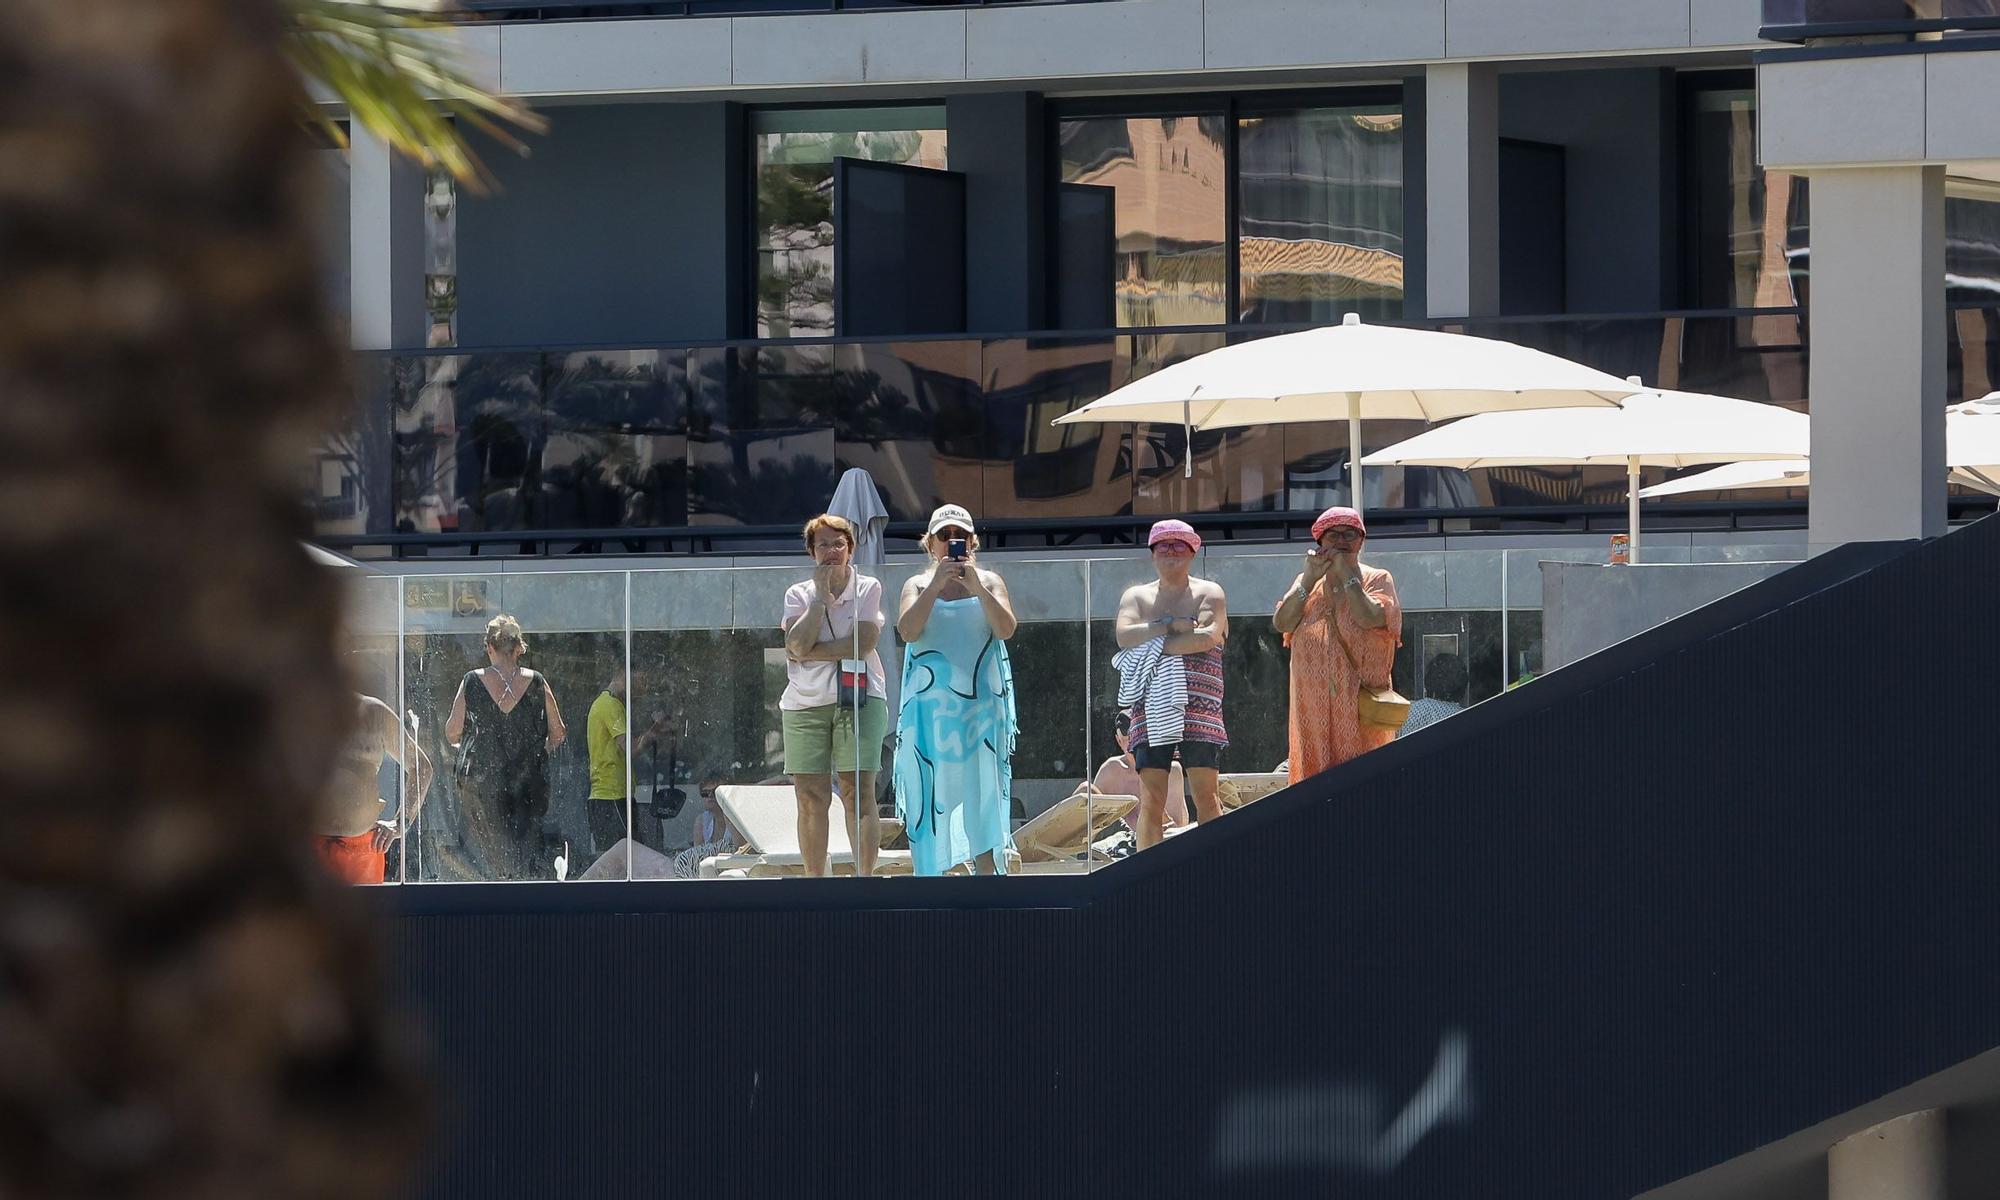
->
<box><xmin>1112</xmin><ymin>636</ymin><xmax>1188</xmax><ymax>746</ymax></box>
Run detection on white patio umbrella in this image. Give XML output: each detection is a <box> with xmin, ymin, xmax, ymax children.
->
<box><xmin>1640</xmin><ymin>458</ymin><xmax>2000</xmax><ymax>499</ymax></box>
<box><xmin>1638</xmin><ymin>391</ymin><xmax>2000</xmax><ymax>499</ymax></box>
<box><xmin>1636</xmin><ymin>459</ymin><xmax>1812</xmax><ymax>499</ymax></box>
<box><xmin>1049</xmin><ymin>312</ymin><xmax>1638</xmax><ymax>519</ymax></box>
<box><xmin>1361</xmin><ymin>381</ymin><xmax>1808</xmax><ymax>562</ymax></box>
<box><xmin>1947</xmin><ymin>393</ymin><xmax>2000</xmax><ymax>494</ymax></box>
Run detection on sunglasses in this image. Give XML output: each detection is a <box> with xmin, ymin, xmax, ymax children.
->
<box><xmin>1152</xmin><ymin>540</ymin><xmax>1195</xmax><ymax>555</ymax></box>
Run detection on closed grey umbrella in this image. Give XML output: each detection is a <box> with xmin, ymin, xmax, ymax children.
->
<box><xmin>827</xmin><ymin>468</ymin><xmax>896</xmax><ymax>772</ymax></box>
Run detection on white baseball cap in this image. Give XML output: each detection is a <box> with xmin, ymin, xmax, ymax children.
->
<box><xmin>926</xmin><ymin>503</ymin><xmax>976</xmax><ymax>537</ymax></box>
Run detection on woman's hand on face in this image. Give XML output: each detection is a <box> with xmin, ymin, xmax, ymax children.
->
<box><xmin>812</xmin><ymin>561</ymin><xmax>841</xmax><ymax>601</ymax></box>
<box><xmin>1303</xmin><ymin>547</ymin><xmax>1333</xmax><ymax>584</ymax></box>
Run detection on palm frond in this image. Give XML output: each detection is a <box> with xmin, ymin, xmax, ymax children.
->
<box><xmin>285</xmin><ymin>0</ymin><xmax>545</xmax><ymax>192</ymax></box>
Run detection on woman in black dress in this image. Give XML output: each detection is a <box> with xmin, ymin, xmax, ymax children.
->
<box><xmin>443</xmin><ymin>614</ymin><xmax>566</xmax><ymax>880</ymax></box>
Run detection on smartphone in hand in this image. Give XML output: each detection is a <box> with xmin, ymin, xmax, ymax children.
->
<box><xmin>948</xmin><ymin>538</ymin><xmax>968</xmax><ymax>561</ymax></box>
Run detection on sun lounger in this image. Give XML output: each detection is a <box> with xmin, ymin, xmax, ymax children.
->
<box><xmin>699</xmin><ymin>785</ymin><xmax>912</xmax><ymax>878</ymax></box>
<box><xmin>1218</xmin><ymin>772</ymin><xmax>1289</xmax><ymax>811</ymax></box>
<box><xmin>1009</xmin><ymin>792</ymin><xmax>1138</xmax><ymax>872</ymax></box>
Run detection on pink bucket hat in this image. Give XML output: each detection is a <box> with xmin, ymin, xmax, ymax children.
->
<box><xmin>1147</xmin><ymin>519</ymin><xmax>1202</xmax><ymax>552</ymax></box>
<box><xmin>1311</xmin><ymin>506</ymin><xmax>1367</xmax><ymax>542</ymax></box>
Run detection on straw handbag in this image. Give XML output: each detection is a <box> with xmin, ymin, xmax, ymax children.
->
<box><xmin>1334</xmin><ymin>619</ymin><xmax>1410</xmax><ymax>732</ymax></box>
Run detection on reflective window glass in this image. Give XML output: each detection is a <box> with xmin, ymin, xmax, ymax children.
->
<box><xmin>392</xmin><ymin>353</ymin><xmax>544</xmax><ymax>533</ymax></box>
<box><xmin>686</xmin><ymin>345</ymin><xmax>838</xmax><ymax>528</ymax></box>
<box><xmin>1236</xmin><ymin>106</ymin><xmax>1404</xmax><ymax>323</ymax></box>
<box><xmin>977</xmin><ymin>336</ymin><xmax>1132</xmax><ymax>521</ymax></box>
<box><xmin>1057</xmin><ymin>114</ymin><xmax>1230</xmax><ymax>327</ymax></box>
<box><xmin>752</xmin><ymin>106</ymin><xmax>947</xmax><ymax>338</ymax></box>
<box><xmin>832</xmin><ymin>340</ymin><xmax>983</xmax><ymax>524</ymax></box>
<box><xmin>1684</xmin><ymin>88</ymin><xmax>1809</xmax><ymax>310</ymax></box>
<box><xmin>542</xmin><ymin>350</ymin><xmax>689</xmax><ymax>530</ymax></box>
<box><xmin>1948</xmin><ymin>196</ymin><xmax>2000</xmax><ymax>303</ymax></box>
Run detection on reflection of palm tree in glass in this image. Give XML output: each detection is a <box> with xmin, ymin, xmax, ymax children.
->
<box><xmin>544</xmin><ymin>354</ymin><xmax>685</xmax><ymax>528</ymax></box>
<box><xmin>686</xmin><ymin>348</ymin><xmax>837</xmax><ymax>524</ymax></box>
<box><xmin>756</xmin><ymin>126</ymin><xmax>941</xmax><ymax>336</ymax></box>
<box><xmin>448</xmin><ymin>355</ymin><xmax>542</xmax><ymax>530</ymax></box>
<box><xmin>692</xmin><ymin>454</ymin><xmax>839</xmax><ymax>526</ymax></box>
<box><xmin>836</xmin><ymin>368</ymin><xmax>930</xmax><ymax>444</ymax></box>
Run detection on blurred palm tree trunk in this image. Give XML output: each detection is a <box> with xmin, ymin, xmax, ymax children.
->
<box><xmin>0</xmin><ymin>0</ymin><xmax>423</xmax><ymax>1195</ymax></box>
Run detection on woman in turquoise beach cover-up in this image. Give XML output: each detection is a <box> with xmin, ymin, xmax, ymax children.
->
<box><xmin>894</xmin><ymin>503</ymin><xmax>1019</xmax><ymax>875</ymax></box>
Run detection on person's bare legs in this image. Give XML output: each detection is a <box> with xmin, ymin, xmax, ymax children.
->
<box><xmin>835</xmin><ymin>768</ymin><xmax>879</xmax><ymax>876</ymax></box>
<box><xmin>1187</xmin><ymin>766</ymin><xmax>1222</xmax><ymax>824</ymax></box>
<box><xmin>1136</xmin><ymin>767</ymin><xmax>1171</xmax><ymax>849</ymax></box>
<box><xmin>795</xmin><ymin>773</ymin><xmax>833</xmax><ymax>877</ymax></box>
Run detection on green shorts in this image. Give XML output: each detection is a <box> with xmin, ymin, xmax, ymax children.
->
<box><xmin>781</xmin><ymin>700</ymin><xmax>889</xmax><ymax>775</ymax></box>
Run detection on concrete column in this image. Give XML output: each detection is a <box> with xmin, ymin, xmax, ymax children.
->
<box><xmin>348</xmin><ymin>125</ymin><xmax>427</xmax><ymax>351</ymax></box>
<box><xmin>1806</xmin><ymin>165</ymin><xmax>1946</xmax><ymax>554</ymax></box>
<box><xmin>1401</xmin><ymin>73</ymin><xmax>1428</xmax><ymax>319</ymax></box>
<box><xmin>947</xmin><ymin>92</ymin><xmax>1047</xmax><ymax>333</ymax></box>
<box><xmin>1424</xmin><ymin>62</ymin><xmax>1500</xmax><ymax>319</ymax></box>
<box><xmin>1828</xmin><ymin>1110</ymin><xmax>1945</xmax><ymax>1200</ymax></box>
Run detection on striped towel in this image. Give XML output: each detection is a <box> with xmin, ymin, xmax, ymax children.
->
<box><xmin>1113</xmin><ymin>636</ymin><xmax>1188</xmax><ymax>746</ymax></box>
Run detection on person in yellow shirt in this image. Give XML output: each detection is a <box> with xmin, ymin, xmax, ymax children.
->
<box><xmin>586</xmin><ymin>670</ymin><xmax>672</xmax><ymax>858</ymax></box>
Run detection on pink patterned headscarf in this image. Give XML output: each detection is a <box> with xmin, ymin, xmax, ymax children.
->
<box><xmin>1147</xmin><ymin>519</ymin><xmax>1202</xmax><ymax>552</ymax></box>
<box><xmin>1311</xmin><ymin>506</ymin><xmax>1366</xmax><ymax>542</ymax></box>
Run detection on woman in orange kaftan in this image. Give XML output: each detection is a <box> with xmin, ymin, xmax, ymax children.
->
<box><xmin>1274</xmin><ymin>506</ymin><xmax>1402</xmax><ymax>786</ymax></box>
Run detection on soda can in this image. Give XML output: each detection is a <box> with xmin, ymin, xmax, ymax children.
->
<box><xmin>1609</xmin><ymin>534</ymin><xmax>1631</xmax><ymax>565</ymax></box>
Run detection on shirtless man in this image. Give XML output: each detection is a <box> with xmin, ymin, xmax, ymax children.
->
<box><xmin>314</xmin><ymin>694</ymin><xmax>434</xmax><ymax>885</ymax></box>
<box><xmin>1114</xmin><ymin>519</ymin><xmax>1229</xmax><ymax>848</ymax></box>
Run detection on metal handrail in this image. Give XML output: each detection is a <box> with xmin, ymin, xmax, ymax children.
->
<box><xmin>310</xmin><ymin>500</ymin><xmax>1852</xmax><ymax>561</ymax></box>
<box><xmin>357</xmin><ymin>307</ymin><xmax>1812</xmax><ymax>359</ymax></box>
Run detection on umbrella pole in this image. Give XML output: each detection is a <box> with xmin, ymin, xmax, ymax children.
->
<box><xmin>1183</xmin><ymin>395</ymin><xmax>1193</xmax><ymax>480</ymax></box>
<box><xmin>1627</xmin><ymin>455</ymin><xmax>1642</xmax><ymax>564</ymax></box>
<box><xmin>1347</xmin><ymin>392</ymin><xmax>1363</xmax><ymax>519</ymax></box>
